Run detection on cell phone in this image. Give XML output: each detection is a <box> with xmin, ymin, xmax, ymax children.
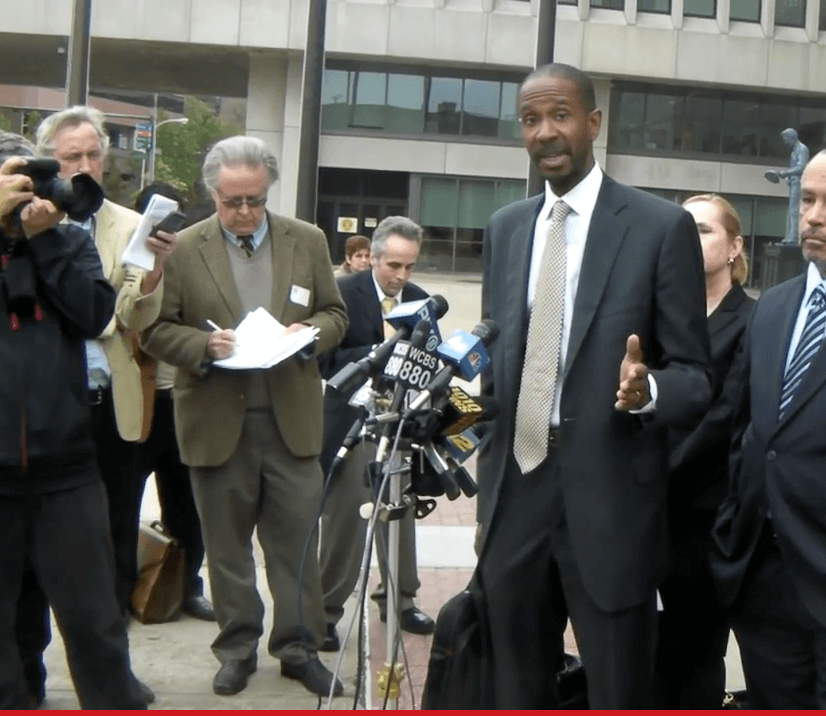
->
<box><xmin>151</xmin><ymin>211</ymin><xmax>187</xmax><ymax>236</ymax></box>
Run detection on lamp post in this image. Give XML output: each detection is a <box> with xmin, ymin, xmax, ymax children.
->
<box><xmin>147</xmin><ymin>116</ymin><xmax>189</xmax><ymax>185</ymax></box>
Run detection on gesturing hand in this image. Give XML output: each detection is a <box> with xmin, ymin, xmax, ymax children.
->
<box><xmin>615</xmin><ymin>334</ymin><xmax>649</xmax><ymax>411</ymax></box>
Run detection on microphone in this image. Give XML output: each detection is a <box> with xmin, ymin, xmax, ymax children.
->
<box><xmin>404</xmin><ymin>319</ymin><xmax>500</xmax><ymax>415</ymax></box>
<box><xmin>326</xmin><ymin>294</ymin><xmax>449</xmax><ymax>401</ymax></box>
<box><xmin>369</xmin><ymin>317</ymin><xmax>431</xmax><ymax>485</ymax></box>
<box><xmin>386</xmin><ymin>295</ymin><xmax>449</xmax><ymax>352</ymax></box>
<box><xmin>438</xmin><ymin>388</ymin><xmax>500</xmax><ymax>436</ymax></box>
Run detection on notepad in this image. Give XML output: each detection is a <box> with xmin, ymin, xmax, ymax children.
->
<box><xmin>122</xmin><ymin>194</ymin><xmax>180</xmax><ymax>271</ymax></box>
<box><xmin>212</xmin><ymin>307</ymin><xmax>319</xmax><ymax>370</ymax></box>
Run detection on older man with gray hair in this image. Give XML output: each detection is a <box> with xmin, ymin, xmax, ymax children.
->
<box><xmin>317</xmin><ymin>216</ymin><xmax>435</xmax><ymax>654</ymax></box>
<box><xmin>35</xmin><ymin>106</ymin><xmax>177</xmax><ymax>625</ymax></box>
<box><xmin>141</xmin><ymin>135</ymin><xmax>348</xmax><ymax>698</ymax></box>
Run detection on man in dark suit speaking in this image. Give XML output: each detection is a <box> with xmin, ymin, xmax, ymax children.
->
<box><xmin>475</xmin><ymin>64</ymin><xmax>712</xmax><ymax>709</ymax></box>
<box><xmin>710</xmin><ymin>151</ymin><xmax>826</xmax><ymax>709</ymax></box>
<box><xmin>318</xmin><ymin>216</ymin><xmax>435</xmax><ymax>652</ymax></box>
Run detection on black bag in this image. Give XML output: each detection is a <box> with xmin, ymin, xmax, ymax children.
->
<box><xmin>421</xmin><ymin>576</ymin><xmax>495</xmax><ymax>709</ymax></box>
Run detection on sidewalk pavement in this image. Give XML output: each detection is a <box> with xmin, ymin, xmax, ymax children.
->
<box><xmin>39</xmin><ymin>273</ymin><xmax>746</xmax><ymax>708</ymax></box>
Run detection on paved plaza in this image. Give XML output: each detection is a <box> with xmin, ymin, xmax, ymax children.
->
<box><xmin>40</xmin><ymin>273</ymin><xmax>746</xmax><ymax>709</ymax></box>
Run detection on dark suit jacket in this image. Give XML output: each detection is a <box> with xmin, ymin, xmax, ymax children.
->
<box><xmin>141</xmin><ymin>212</ymin><xmax>348</xmax><ymax>466</ymax></box>
<box><xmin>669</xmin><ymin>283</ymin><xmax>756</xmax><ymax>516</ymax></box>
<box><xmin>318</xmin><ymin>269</ymin><xmax>428</xmax><ymax>475</ymax></box>
<box><xmin>478</xmin><ymin>174</ymin><xmax>713</xmax><ymax>613</ymax></box>
<box><xmin>711</xmin><ymin>272</ymin><xmax>826</xmax><ymax>627</ymax></box>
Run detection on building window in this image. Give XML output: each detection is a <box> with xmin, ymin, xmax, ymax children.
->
<box><xmin>638</xmin><ymin>0</ymin><xmax>671</xmax><ymax>11</ymax></box>
<box><xmin>821</xmin><ymin>0</ymin><xmax>826</xmax><ymax>29</ymax></box>
<box><xmin>558</xmin><ymin>0</ymin><xmax>577</xmax><ymax>4</ymax></box>
<box><xmin>730</xmin><ymin>0</ymin><xmax>760</xmax><ymax>21</ymax></box>
<box><xmin>419</xmin><ymin>177</ymin><xmax>526</xmax><ymax>272</ymax></box>
<box><xmin>684</xmin><ymin>0</ymin><xmax>715</xmax><ymax>17</ymax></box>
<box><xmin>610</xmin><ymin>82</ymin><xmax>826</xmax><ymax>163</ymax></box>
<box><xmin>775</xmin><ymin>0</ymin><xmax>806</xmax><ymax>25</ymax></box>
<box><xmin>590</xmin><ymin>0</ymin><xmax>624</xmax><ymax>8</ymax></box>
<box><xmin>321</xmin><ymin>65</ymin><xmax>524</xmax><ymax>142</ymax></box>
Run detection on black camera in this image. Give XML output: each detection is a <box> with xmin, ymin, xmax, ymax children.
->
<box><xmin>17</xmin><ymin>158</ymin><xmax>104</xmax><ymax>222</ymax></box>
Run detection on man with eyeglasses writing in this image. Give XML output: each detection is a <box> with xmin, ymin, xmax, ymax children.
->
<box><xmin>142</xmin><ymin>136</ymin><xmax>348</xmax><ymax>698</ymax></box>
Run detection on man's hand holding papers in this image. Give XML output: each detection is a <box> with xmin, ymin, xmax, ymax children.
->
<box><xmin>212</xmin><ymin>307</ymin><xmax>319</xmax><ymax>370</ymax></box>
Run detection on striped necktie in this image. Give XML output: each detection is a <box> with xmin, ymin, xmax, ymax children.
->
<box><xmin>238</xmin><ymin>234</ymin><xmax>255</xmax><ymax>258</ymax></box>
<box><xmin>513</xmin><ymin>199</ymin><xmax>571</xmax><ymax>474</ymax></box>
<box><xmin>779</xmin><ymin>284</ymin><xmax>826</xmax><ymax>421</ymax></box>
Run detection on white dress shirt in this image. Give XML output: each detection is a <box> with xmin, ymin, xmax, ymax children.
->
<box><xmin>784</xmin><ymin>261</ymin><xmax>826</xmax><ymax>373</ymax></box>
<box><xmin>528</xmin><ymin>163</ymin><xmax>656</xmax><ymax>425</ymax></box>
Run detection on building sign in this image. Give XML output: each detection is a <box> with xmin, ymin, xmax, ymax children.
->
<box><xmin>337</xmin><ymin>216</ymin><xmax>358</xmax><ymax>233</ymax></box>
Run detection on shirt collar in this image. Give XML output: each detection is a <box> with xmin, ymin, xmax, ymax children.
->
<box><xmin>372</xmin><ymin>273</ymin><xmax>398</xmax><ymax>305</ymax></box>
<box><xmin>220</xmin><ymin>215</ymin><xmax>268</xmax><ymax>252</ymax></box>
<box><xmin>803</xmin><ymin>261</ymin><xmax>826</xmax><ymax>303</ymax></box>
<box><xmin>542</xmin><ymin>161</ymin><xmax>603</xmax><ymax>221</ymax></box>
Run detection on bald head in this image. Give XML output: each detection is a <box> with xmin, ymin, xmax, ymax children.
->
<box><xmin>799</xmin><ymin>151</ymin><xmax>826</xmax><ymax>275</ymax></box>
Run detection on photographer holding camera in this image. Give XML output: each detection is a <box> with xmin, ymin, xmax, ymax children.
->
<box><xmin>0</xmin><ymin>133</ymin><xmax>147</xmax><ymax>709</ymax></box>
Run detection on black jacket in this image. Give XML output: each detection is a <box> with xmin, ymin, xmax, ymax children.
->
<box><xmin>0</xmin><ymin>224</ymin><xmax>116</xmax><ymax>495</ymax></box>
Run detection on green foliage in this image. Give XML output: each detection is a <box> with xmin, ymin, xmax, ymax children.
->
<box><xmin>22</xmin><ymin>111</ymin><xmax>40</xmax><ymax>143</ymax></box>
<box><xmin>0</xmin><ymin>114</ymin><xmax>10</xmax><ymax>132</ymax></box>
<box><xmin>153</xmin><ymin>97</ymin><xmax>243</xmax><ymax>205</ymax></box>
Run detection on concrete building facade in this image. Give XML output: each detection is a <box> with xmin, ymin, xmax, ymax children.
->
<box><xmin>0</xmin><ymin>0</ymin><xmax>823</xmax><ymax>280</ymax></box>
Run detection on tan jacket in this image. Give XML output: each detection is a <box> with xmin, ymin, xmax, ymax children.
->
<box><xmin>93</xmin><ymin>199</ymin><xmax>164</xmax><ymax>441</ymax></box>
<box><xmin>141</xmin><ymin>212</ymin><xmax>348</xmax><ymax>467</ymax></box>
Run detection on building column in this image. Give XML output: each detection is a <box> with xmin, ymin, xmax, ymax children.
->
<box><xmin>246</xmin><ymin>52</ymin><xmax>304</xmax><ymax>217</ymax></box>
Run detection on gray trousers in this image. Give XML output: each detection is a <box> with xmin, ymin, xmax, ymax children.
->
<box><xmin>319</xmin><ymin>440</ymin><xmax>419</xmax><ymax>625</ymax></box>
<box><xmin>189</xmin><ymin>409</ymin><xmax>326</xmax><ymax>665</ymax></box>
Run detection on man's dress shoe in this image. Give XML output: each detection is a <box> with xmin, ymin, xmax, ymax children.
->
<box><xmin>182</xmin><ymin>595</ymin><xmax>216</xmax><ymax>621</ymax></box>
<box><xmin>213</xmin><ymin>656</ymin><xmax>257</xmax><ymax>696</ymax></box>
<box><xmin>379</xmin><ymin>606</ymin><xmax>435</xmax><ymax>635</ymax></box>
<box><xmin>281</xmin><ymin>657</ymin><xmax>343</xmax><ymax>696</ymax></box>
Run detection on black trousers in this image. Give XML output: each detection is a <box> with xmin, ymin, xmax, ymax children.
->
<box><xmin>0</xmin><ymin>481</ymin><xmax>145</xmax><ymax>709</ymax></box>
<box><xmin>90</xmin><ymin>386</ymin><xmax>143</xmax><ymax>613</ymax></box>
<box><xmin>480</xmin><ymin>451</ymin><xmax>657</xmax><ymax>710</ymax></box>
<box><xmin>134</xmin><ymin>389</ymin><xmax>205</xmax><ymax>598</ymax></box>
<box><xmin>730</xmin><ymin>531</ymin><xmax>826</xmax><ymax>709</ymax></box>
<box><xmin>14</xmin><ymin>560</ymin><xmax>50</xmax><ymax>692</ymax></box>
<box><xmin>654</xmin><ymin>509</ymin><xmax>730</xmax><ymax>709</ymax></box>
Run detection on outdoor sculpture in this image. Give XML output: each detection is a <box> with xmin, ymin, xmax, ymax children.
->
<box><xmin>765</xmin><ymin>128</ymin><xmax>809</xmax><ymax>245</ymax></box>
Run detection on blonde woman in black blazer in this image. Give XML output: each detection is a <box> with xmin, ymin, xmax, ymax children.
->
<box><xmin>655</xmin><ymin>194</ymin><xmax>755</xmax><ymax>709</ymax></box>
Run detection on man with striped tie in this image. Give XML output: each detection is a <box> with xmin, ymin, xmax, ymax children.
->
<box><xmin>711</xmin><ymin>150</ymin><xmax>826</xmax><ymax>709</ymax></box>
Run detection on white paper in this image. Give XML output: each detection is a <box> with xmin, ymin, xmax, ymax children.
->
<box><xmin>213</xmin><ymin>307</ymin><xmax>319</xmax><ymax>370</ymax></box>
<box><xmin>122</xmin><ymin>194</ymin><xmax>179</xmax><ymax>271</ymax></box>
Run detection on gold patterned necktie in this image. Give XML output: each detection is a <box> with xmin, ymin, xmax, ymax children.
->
<box><xmin>381</xmin><ymin>297</ymin><xmax>396</xmax><ymax>340</ymax></box>
<box><xmin>513</xmin><ymin>199</ymin><xmax>571</xmax><ymax>474</ymax></box>
<box><xmin>238</xmin><ymin>234</ymin><xmax>255</xmax><ymax>258</ymax></box>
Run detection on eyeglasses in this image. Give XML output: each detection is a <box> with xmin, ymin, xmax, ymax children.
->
<box><xmin>218</xmin><ymin>195</ymin><xmax>267</xmax><ymax>210</ymax></box>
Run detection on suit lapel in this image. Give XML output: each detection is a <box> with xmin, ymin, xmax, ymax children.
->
<box><xmin>506</xmin><ymin>197</ymin><xmax>544</xmax><ymax>360</ymax></box>
<box><xmin>762</xmin><ymin>276</ymin><xmax>805</xmax><ymax>431</ymax></box>
<box><xmin>564</xmin><ymin>177</ymin><xmax>629</xmax><ymax>377</ymax></box>
<box><xmin>197</xmin><ymin>216</ymin><xmax>243</xmax><ymax>325</ymax></box>
<box><xmin>365</xmin><ymin>272</ymin><xmax>384</xmax><ymax>343</ymax></box>
<box><xmin>708</xmin><ymin>284</ymin><xmax>746</xmax><ymax>340</ymax></box>
<box><xmin>775</xmin><ymin>276</ymin><xmax>826</xmax><ymax>429</ymax></box>
<box><xmin>94</xmin><ymin>200</ymin><xmax>118</xmax><ymax>279</ymax></box>
<box><xmin>268</xmin><ymin>213</ymin><xmax>294</xmax><ymax>321</ymax></box>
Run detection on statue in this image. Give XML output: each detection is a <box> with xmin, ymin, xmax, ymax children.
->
<box><xmin>765</xmin><ymin>128</ymin><xmax>809</xmax><ymax>245</ymax></box>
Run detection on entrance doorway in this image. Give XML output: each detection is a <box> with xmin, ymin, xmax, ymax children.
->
<box><xmin>317</xmin><ymin>168</ymin><xmax>409</xmax><ymax>262</ymax></box>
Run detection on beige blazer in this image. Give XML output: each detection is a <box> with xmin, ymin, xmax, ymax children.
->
<box><xmin>141</xmin><ymin>212</ymin><xmax>348</xmax><ymax>467</ymax></box>
<box><xmin>93</xmin><ymin>199</ymin><xmax>164</xmax><ymax>441</ymax></box>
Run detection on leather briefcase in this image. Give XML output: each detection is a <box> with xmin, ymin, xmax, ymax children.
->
<box><xmin>130</xmin><ymin>520</ymin><xmax>185</xmax><ymax>624</ymax></box>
